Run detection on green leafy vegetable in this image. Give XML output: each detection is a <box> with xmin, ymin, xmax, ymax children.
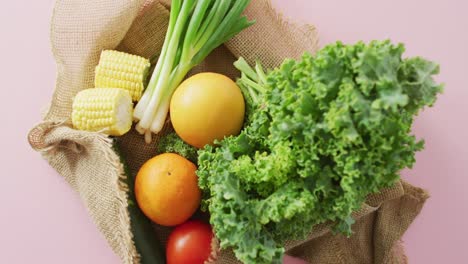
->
<box><xmin>134</xmin><ymin>0</ymin><xmax>254</xmax><ymax>143</ymax></box>
<box><xmin>157</xmin><ymin>132</ymin><xmax>198</xmax><ymax>163</ymax></box>
<box><xmin>197</xmin><ymin>40</ymin><xmax>443</xmax><ymax>264</ymax></box>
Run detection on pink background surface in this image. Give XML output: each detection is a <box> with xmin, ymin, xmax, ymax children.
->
<box><xmin>2</xmin><ymin>0</ymin><xmax>467</xmax><ymax>263</ymax></box>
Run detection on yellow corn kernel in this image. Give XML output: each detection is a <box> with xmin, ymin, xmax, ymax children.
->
<box><xmin>95</xmin><ymin>50</ymin><xmax>151</xmax><ymax>102</ymax></box>
<box><xmin>72</xmin><ymin>88</ymin><xmax>133</xmax><ymax>136</ymax></box>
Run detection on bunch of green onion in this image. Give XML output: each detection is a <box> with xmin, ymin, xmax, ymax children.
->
<box><xmin>134</xmin><ymin>0</ymin><xmax>254</xmax><ymax>143</ymax></box>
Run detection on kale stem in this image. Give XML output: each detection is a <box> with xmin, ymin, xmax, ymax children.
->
<box><xmin>234</xmin><ymin>57</ymin><xmax>258</xmax><ymax>82</ymax></box>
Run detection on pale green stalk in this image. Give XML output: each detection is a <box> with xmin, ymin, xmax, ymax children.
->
<box><xmin>138</xmin><ymin>0</ymin><xmax>196</xmax><ymax>130</ymax></box>
<box><xmin>134</xmin><ymin>0</ymin><xmax>182</xmax><ymax>123</ymax></box>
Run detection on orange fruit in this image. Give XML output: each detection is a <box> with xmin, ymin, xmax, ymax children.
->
<box><xmin>135</xmin><ymin>153</ymin><xmax>201</xmax><ymax>226</ymax></box>
<box><xmin>170</xmin><ymin>72</ymin><xmax>245</xmax><ymax>149</ymax></box>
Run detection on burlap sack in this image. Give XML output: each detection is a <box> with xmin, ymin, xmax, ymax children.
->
<box><xmin>28</xmin><ymin>0</ymin><xmax>429</xmax><ymax>263</ymax></box>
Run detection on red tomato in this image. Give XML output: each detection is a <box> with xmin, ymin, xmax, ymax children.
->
<box><xmin>166</xmin><ymin>220</ymin><xmax>217</xmax><ymax>264</ymax></box>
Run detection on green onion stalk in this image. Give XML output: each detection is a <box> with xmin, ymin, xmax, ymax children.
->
<box><xmin>134</xmin><ymin>0</ymin><xmax>254</xmax><ymax>143</ymax></box>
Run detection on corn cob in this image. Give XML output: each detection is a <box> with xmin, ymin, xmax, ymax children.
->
<box><xmin>95</xmin><ymin>50</ymin><xmax>151</xmax><ymax>102</ymax></box>
<box><xmin>72</xmin><ymin>88</ymin><xmax>133</xmax><ymax>136</ymax></box>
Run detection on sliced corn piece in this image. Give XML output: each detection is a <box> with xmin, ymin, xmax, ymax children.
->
<box><xmin>95</xmin><ymin>50</ymin><xmax>151</xmax><ymax>102</ymax></box>
<box><xmin>72</xmin><ymin>88</ymin><xmax>133</xmax><ymax>136</ymax></box>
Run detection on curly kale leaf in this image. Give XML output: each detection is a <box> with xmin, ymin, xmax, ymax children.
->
<box><xmin>198</xmin><ymin>40</ymin><xmax>443</xmax><ymax>264</ymax></box>
<box><xmin>157</xmin><ymin>132</ymin><xmax>198</xmax><ymax>163</ymax></box>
